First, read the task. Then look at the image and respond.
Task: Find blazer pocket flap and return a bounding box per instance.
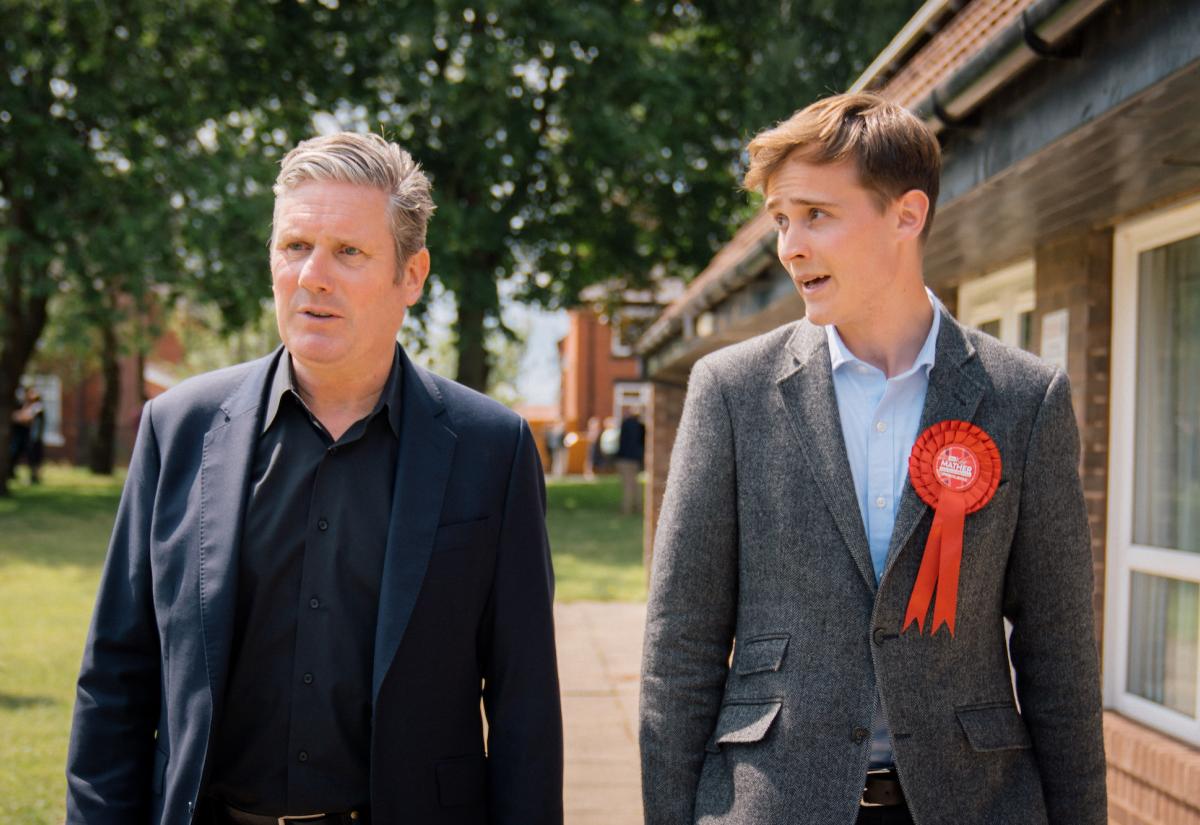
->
[706,700,782,753]
[735,635,790,675]
[956,704,1032,751]
[436,754,486,807]
[433,517,493,553]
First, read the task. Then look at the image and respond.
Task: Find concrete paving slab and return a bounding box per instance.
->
[556,601,646,825]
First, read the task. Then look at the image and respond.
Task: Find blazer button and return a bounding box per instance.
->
[873,627,887,646]
[852,727,870,744]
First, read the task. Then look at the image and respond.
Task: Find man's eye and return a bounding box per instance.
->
[808,208,826,221]
[773,214,788,229]
[285,242,308,252]
[342,246,361,256]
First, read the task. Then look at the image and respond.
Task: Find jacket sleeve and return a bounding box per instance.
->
[482,419,564,825]
[640,359,739,825]
[1003,370,1107,823]
[66,399,163,824]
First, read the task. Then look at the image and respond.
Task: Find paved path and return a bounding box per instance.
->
[556,601,646,825]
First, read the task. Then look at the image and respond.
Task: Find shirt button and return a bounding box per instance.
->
[852,727,870,744]
[298,750,309,763]
[317,518,329,531]
[875,496,887,509]
[875,420,887,433]
[303,673,314,685]
[309,597,320,609]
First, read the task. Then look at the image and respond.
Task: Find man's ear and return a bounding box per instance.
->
[895,189,930,241]
[399,247,431,307]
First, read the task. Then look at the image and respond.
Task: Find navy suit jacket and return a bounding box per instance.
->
[66,346,563,825]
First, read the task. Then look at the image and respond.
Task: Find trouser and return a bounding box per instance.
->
[615,458,641,514]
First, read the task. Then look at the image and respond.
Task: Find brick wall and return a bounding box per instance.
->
[643,380,686,573]
[1105,712,1200,824]
[1031,228,1113,646]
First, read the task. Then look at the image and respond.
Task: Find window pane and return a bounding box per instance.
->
[1133,233,1200,553]
[1127,572,1199,716]
[978,319,1001,339]
[1018,311,1033,352]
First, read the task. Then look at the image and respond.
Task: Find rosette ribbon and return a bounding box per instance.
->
[903,420,1001,636]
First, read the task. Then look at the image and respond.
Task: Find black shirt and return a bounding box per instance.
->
[208,348,402,814]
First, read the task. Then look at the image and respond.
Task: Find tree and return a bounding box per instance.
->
[1,0,920,492]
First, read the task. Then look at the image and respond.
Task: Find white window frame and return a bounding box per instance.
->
[1104,196,1200,744]
[957,260,1036,350]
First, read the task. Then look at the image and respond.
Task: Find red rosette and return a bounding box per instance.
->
[902,420,1001,637]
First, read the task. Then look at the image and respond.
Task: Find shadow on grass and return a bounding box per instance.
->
[0,693,57,710]
[0,466,124,570]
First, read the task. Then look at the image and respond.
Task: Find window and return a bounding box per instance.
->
[1105,198,1200,744]
[957,260,1036,351]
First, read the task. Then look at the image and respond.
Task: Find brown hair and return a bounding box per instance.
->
[274,132,436,276]
[744,92,941,239]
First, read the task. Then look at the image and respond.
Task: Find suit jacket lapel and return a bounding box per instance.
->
[199,349,277,706]
[777,322,877,593]
[885,309,987,569]
[373,349,456,700]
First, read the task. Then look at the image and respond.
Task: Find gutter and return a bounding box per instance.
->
[912,0,1111,133]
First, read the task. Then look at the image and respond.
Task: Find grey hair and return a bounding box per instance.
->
[273,132,436,273]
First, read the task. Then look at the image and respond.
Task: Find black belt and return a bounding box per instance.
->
[214,803,369,825]
[861,768,905,807]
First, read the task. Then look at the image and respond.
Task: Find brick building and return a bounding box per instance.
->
[635,0,1200,821]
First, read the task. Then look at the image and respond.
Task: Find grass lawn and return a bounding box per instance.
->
[545,475,647,602]
[0,466,124,825]
[0,466,644,823]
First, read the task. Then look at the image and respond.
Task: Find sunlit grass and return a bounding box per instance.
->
[0,465,123,825]
[546,475,647,602]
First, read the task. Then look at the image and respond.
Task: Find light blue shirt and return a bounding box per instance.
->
[826,289,941,767]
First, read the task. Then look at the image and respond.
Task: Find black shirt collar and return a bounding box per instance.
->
[263,345,404,437]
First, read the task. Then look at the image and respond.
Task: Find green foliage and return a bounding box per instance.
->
[2,0,922,399]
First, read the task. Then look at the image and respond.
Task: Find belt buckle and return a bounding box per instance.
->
[860,768,896,808]
[278,816,326,824]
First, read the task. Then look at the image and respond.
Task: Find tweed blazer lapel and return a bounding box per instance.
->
[777,321,877,593]
[884,308,987,571]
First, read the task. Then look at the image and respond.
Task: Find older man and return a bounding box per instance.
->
[66,133,562,825]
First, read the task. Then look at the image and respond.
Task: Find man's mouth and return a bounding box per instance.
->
[301,309,337,318]
[797,274,831,291]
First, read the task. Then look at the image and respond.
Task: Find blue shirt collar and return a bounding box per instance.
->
[826,287,941,379]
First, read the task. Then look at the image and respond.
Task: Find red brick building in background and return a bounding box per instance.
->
[28,329,184,467]
[555,310,643,471]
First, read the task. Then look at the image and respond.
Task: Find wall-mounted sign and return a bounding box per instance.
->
[1040,308,1069,371]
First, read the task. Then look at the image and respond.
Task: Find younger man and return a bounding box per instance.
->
[640,93,1105,824]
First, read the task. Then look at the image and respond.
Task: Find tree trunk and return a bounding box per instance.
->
[0,213,51,496]
[89,321,120,475]
[455,304,490,392]
[452,254,501,393]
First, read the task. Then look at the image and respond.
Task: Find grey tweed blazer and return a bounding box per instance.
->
[639,309,1106,825]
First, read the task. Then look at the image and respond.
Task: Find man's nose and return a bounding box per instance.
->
[296,248,334,293]
[778,226,811,263]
